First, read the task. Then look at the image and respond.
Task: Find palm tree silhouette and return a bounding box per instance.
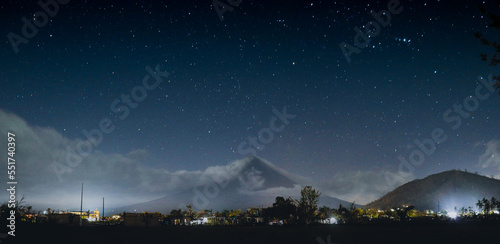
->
[476,200,484,214]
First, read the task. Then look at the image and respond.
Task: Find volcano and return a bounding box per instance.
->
[113,156,354,213]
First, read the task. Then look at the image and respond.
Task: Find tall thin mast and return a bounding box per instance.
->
[80,183,83,226]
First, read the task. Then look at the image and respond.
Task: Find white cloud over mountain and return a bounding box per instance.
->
[0,109,415,210]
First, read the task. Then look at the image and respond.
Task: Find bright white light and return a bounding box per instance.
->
[447,211,458,219]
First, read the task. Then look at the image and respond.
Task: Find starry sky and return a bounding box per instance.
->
[1,0,500,209]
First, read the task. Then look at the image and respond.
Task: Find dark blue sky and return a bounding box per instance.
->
[1,0,500,200]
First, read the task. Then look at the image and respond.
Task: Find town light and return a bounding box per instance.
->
[328,217,338,224]
[447,211,457,219]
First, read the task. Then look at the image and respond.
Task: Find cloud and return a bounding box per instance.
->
[478,140,500,177]
[0,109,411,211]
[0,109,257,210]
[238,184,303,197]
[317,170,415,205]
[237,167,266,191]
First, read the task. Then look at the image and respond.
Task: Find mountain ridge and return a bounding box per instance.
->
[366,170,500,211]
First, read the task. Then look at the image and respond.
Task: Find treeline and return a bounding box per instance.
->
[476,197,500,215]
[3,188,500,227]
[166,186,322,225]
[262,186,321,225]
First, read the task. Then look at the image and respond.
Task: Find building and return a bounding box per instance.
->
[88,209,100,222]
[190,212,210,225]
[245,207,263,223]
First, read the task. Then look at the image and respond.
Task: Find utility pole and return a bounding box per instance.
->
[102,197,104,222]
[80,183,83,226]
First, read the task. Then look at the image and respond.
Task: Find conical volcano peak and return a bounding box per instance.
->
[113,156,357,213]
[241,155,267,166]
[224,156,273,177]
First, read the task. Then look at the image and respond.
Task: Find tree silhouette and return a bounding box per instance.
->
[184,204,194,221]
[296,186,321,225]
[336,202,357,224]
[474,0,500,93]
[476,200,484,214]
[491,197,499,212]
[396,206,415,222]
[228,209,242,225]
[483,198,491,215]
[318,206,332,223]
[169,209,183,225]
[140,212,154,227]
[273,196,297,224]
[220,210,230,225]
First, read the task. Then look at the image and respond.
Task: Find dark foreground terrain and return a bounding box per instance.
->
[5,222,500,244]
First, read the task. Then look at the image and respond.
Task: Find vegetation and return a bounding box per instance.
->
[476,197,500,215]
[3,188,500,229]
[262,196,296,224]
[0,197,34,226]
[261,186,321,225]
[296,186,321,225]
[475,0,500,92]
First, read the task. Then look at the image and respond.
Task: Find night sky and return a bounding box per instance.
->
[1,0,500,210]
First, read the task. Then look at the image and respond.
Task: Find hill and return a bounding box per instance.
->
[366,170,500,211]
